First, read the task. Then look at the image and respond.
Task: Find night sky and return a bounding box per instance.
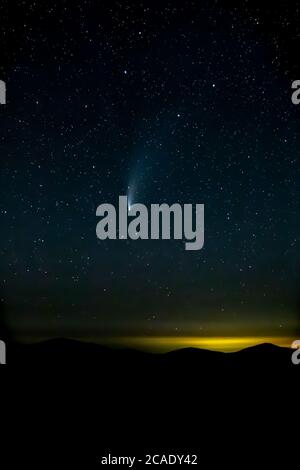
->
[0,1,299,348]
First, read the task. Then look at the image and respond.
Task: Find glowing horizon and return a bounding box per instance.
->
[95,335,295,353]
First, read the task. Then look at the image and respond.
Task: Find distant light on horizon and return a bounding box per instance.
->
[93,336,294,353]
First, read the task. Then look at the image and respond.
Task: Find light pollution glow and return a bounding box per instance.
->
[97,336,294,353]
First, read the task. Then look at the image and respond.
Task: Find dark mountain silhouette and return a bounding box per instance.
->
[5,337,295,372]
[2,338,298,468]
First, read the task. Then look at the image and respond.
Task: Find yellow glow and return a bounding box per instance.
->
[101,336,294,353]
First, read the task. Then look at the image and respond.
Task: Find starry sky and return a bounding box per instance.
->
[0,1,299,347]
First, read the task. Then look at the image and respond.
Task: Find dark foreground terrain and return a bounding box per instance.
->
[1,339,298,467]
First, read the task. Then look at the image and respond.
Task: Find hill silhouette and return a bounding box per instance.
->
[1,338,298,468]
[5,337,295,372]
